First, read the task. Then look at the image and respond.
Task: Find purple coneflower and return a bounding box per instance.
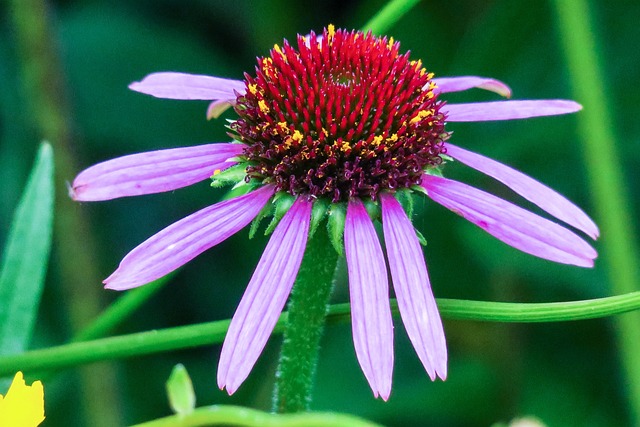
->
[71,26,598,399]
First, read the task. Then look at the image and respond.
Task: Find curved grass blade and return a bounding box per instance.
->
[0,142,54,358]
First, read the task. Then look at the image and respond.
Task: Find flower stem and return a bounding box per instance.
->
[273,228,339,413]
[130,405,383,427]
[3,292,640,378]
[552,1,640,424]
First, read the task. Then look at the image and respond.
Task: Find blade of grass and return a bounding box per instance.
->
[0,143,54,391]
[0,142,54,356]
[552,1,640,424]
[360,0,421,34]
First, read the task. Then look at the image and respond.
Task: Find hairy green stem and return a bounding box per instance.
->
[551,1,640,424]
[130,405,383,427]
[2,292,640,378]
[273,229,339,413]
[361,0,421,34]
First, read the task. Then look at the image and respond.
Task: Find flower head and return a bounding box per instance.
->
[0,372,45,426]
[72,26,597,399]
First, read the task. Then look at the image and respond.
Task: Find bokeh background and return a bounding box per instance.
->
[1,0,638,426]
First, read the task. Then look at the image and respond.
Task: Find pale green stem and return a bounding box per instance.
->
[3,292,640,378]
[361,0,421,34]
[551,1,640,424]
[130,405,383,427]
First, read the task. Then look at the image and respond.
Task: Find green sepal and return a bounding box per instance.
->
[362,198,380,221]
[327,203,346,256]
[309,198,329,238]
[412,184,428,196]
[395,189,414,219]
[249,198,274,239]
[440,153,453,163]
[166,364,195,416]
[415,228,428,246]
[423,165,445,178]
[393,190,427,245]
[264,193,296,236]
[210,164,246,188]
[220,182,256,201]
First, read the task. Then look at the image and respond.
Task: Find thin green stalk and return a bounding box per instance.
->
[551,1,640,424]
[73,275,171,342]
[360,0,421,34]
[273,229,339,413]
[130,405,383,427]
[2,292,640,378]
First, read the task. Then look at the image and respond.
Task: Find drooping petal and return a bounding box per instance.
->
[344,199,394,400]
[433,76,512,98]
[421,175,597,267]
[206,100,234,120]
[442,100,582,122]
[129,72,246,100]
[380,194,447,381]
[104,185,274,290]
[445,144,599,239]
[217,197,312,394]
[71,143,245,201]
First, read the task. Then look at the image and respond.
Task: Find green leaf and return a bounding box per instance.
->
[0,142,54,356]
[166,364,196,416]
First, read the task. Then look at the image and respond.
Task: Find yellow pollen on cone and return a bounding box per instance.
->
[410,109,433,124]
[292,130,303,143]
[258,100,270,113]
[277,122,289,133]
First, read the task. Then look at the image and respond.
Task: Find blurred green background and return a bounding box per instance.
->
[1,0,638,426]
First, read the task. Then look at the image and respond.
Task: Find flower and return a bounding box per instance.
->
[71,26,598,399]
[0,372,45,426]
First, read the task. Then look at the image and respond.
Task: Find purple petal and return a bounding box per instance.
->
[421,175,597,267]
[217,197,312,394]
[129,72,246,100]
[381,194,447,381]
[71,143,244,201]
[443,100,582,122]
[433,76,512,98]
[445,144,599,239]
[104,185,274,290]
[345,199,394,400]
